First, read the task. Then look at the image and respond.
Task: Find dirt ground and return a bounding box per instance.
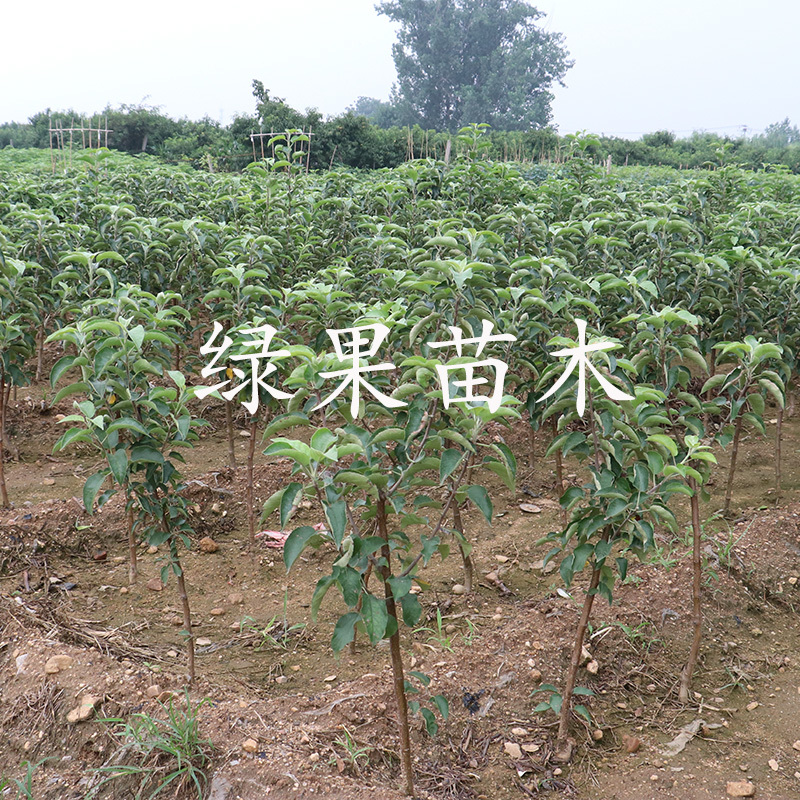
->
[1,367,800,800]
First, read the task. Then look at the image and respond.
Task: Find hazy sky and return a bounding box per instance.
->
[2,0,797,139]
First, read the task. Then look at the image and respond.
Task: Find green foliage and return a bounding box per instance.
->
[532,684,593,723]
[2,125,800,779]
[87,692,213,799]
[328,726,372,774]
[1,758,53,800]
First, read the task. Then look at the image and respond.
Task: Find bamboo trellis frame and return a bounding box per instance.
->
[49,116,112,172]
[249,128,314,172]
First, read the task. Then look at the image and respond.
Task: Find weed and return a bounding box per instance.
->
[461,617,478,646]
[328,726,370,775]
[239,614,306,651]
[614,619,663,654]
[4,759,52,799]
[86,690,213,799]
[415,608,455,652]
[532,684,593,724]
[647,539,681,571]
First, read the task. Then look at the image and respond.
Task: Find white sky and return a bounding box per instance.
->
[2,0,797,139]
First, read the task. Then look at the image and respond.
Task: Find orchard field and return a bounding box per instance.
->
[2,133,800,799]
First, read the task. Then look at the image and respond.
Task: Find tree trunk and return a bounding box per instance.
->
[246,417,258,552]
[556,547,605,753]
[349,561,372,655]
[225,400,236,469]
[36,322,45,383]
[175,561,195,684]
[679,478,703,703]
[126,492,137,584]
[775,407,783,500]
[528,421,536,468]
[723,415,744,516]
[552,417,568,526]
[452,498,473,593]
[377,496,414,797]
[551,417,565,486]
[0,373,8,508]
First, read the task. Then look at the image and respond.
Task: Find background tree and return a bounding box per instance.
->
[376,0,573,132]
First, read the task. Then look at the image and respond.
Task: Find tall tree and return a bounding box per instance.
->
[376,0,573,132]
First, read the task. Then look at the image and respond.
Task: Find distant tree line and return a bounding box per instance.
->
[2,92,799,174]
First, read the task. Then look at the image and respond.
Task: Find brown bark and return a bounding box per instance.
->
[452,498,473,593]
[175,564,195,684]
[225,400,236,469]
[528,421,536,468]
[775,407,783,499]
[36,323,45,383]
[0,373,8,508]
[246,417,258,552]
[723,415,743,516]
[126,493,137,584]
[551,416,567,525]
[556,553,604,749]
[377,496,414,796]
[679,478,703,703]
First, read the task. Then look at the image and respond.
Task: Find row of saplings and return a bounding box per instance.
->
[46,315,785,797]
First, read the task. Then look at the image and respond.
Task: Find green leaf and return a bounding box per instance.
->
[129,325,145,350]
[331,612,360,652]
[280,483,303,529]
[466,485,492,522]
[108,449,128,485]
[387,575,412,599]
[168,369,186,390]
[746,392,764,417]
[594,539,612,563]
[284,526,318,571]
[493,443,517,483]
[700,373,728,394]
[560,553,575,586]
[310,427,336,453]
[325,500,347,548]
[572,542,593,573]
[310,575,336,621]
[371,427,405,445]
[361,593,389,644]
[420,535,441,565]
[50,355,76,388]
[130,446,164,464]
[432,694,449,720]
[408,670,431,687]
[106,417,149,436]
[262,487,285,520]
[53,381,91,404]
[83,471,107,514]
[400,593,422,626]
[439,449,463,484]
[758,378,784,408]
[53,426,92,451]
[632,462,650,492]
[647,434,678,457]
[420,708,438,736]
